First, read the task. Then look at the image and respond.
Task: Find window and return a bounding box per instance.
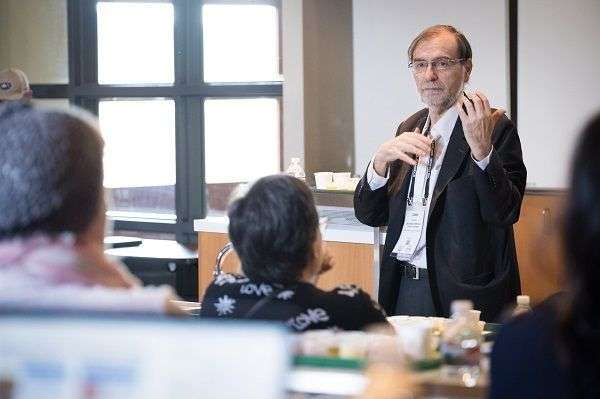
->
[67,0,283,242]
[96,2,175,85]
[202,4,281,83]
[99,98,176,219]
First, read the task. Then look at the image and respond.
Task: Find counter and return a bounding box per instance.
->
[194,206,386,245]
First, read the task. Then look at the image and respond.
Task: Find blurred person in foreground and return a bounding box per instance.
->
[0,68,33,102]
[489,112,600,398]
[200,174,388,332]
[0,101,182,314]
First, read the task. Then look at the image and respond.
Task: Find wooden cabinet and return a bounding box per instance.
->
[514,191,566,305]
[197,232,240,301]
[316,241,374,294]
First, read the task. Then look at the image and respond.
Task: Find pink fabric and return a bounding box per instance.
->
[0,233,90,285]
[0,233,174,313]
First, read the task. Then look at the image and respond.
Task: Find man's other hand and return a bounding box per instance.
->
[457,90,505,161]
[373,126,432,176]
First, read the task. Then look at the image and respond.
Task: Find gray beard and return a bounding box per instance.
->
[423,86,464,114]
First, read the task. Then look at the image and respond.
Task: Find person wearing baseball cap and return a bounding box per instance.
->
[0,68,33,102]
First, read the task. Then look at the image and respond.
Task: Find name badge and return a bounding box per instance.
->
[392,199,426,261]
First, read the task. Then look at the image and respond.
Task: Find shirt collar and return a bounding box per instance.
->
[427,106,459,143]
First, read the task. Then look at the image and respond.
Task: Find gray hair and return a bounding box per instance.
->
[407,25,472,62]
[0,102,104,237]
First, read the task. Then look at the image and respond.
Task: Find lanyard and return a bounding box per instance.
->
[407,116,436,207]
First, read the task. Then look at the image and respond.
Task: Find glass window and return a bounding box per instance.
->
[66,1,283,239]
[204,98,280,213]
[96,2,174,85]
[99,99,176,219]
[202,4,281,83]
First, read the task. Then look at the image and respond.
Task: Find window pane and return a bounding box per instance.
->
[97,2,174,84]
[204,98,280,213]
[99,99,176,219]
[202,5,281,83]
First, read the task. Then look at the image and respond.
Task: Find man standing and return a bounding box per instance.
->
[354,25,526,321]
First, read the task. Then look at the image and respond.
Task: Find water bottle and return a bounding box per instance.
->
[286,157,306,181]
[440,300,482,387]
[513,295,532,317]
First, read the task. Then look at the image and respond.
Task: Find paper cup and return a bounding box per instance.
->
[314,172,333,189]
[393,320,434,360]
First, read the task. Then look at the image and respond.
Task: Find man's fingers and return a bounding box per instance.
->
[403,131,432,144]
[471,92,484,117]
[386,141,425,162]
[401,134,431,154]
[462,92,475,116]
[403,142,429,158]
[383,129,433,165]
[397,152,417,166]
[456,99,469,121]
[475,90,491,113]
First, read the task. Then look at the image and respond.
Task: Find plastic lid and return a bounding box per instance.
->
[450,299,473,314]
[517,295,530,306]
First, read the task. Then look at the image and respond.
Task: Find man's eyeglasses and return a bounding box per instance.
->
[408,58,466,74]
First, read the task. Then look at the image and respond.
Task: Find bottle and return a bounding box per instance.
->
[513,295,532,316]
[440,300,482,387]
[286,157,306,181]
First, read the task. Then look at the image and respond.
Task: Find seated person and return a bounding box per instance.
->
[200,174,388,332]
[489,112,600,399]
[0,102,182,314]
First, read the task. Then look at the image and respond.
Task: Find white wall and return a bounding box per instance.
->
[518,0,600,189]
[0,0,68,83]
[352,0,509,175]
[282,0,305,171]
[0,2,9,70]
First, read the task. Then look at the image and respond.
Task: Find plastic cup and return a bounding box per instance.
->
[393,320,434,360]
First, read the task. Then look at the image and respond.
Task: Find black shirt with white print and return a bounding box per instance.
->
[200,273,388,332]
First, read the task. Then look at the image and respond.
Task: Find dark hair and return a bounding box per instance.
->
[0,102,104,238]
[560,112,600,397]
[227,175,319,284]
[407,25,472,62]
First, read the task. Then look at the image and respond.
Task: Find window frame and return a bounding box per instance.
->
[61,0,282,243]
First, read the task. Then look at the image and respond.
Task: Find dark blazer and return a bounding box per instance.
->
[354,108,526,321]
